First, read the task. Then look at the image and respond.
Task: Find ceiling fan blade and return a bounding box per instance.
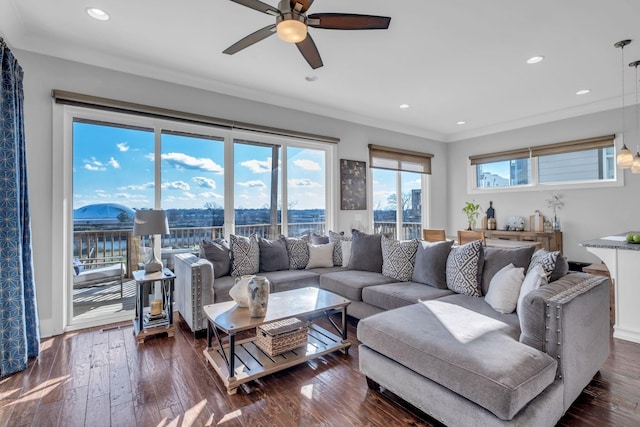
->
[307,13,391,30]
[223,24,277,55]
[229,0,280,16]
[296,34,323,69]
[290,0,314,13]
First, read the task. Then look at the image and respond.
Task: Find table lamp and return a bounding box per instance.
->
[133,209,169,274]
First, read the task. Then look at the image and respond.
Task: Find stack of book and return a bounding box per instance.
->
[144,311,168,327]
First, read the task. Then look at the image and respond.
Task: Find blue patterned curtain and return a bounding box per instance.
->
[0,38,39,377]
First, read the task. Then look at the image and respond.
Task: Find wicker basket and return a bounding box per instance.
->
[256,317,308,356]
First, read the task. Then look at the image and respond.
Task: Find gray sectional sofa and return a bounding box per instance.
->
[174,231,610,426]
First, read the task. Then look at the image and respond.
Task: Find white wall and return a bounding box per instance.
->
[447,108,640,264]
[15,49,446,337]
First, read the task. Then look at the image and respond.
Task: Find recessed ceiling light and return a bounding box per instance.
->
[526,56,544,64]
[86,7,110,21]
[305,75,318,82]
[457,121,466,125]
[399,104,410,109]
[576,89,591,95]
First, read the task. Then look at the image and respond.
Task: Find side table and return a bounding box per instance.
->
[132,269,176,343]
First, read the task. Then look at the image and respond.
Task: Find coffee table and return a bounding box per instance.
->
[203,287,351,394]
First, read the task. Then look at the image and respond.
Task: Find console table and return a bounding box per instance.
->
[481,230,562,253]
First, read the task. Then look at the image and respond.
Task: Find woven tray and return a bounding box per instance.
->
[256,318,308,356]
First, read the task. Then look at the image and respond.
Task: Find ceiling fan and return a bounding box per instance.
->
[223,0,391,69]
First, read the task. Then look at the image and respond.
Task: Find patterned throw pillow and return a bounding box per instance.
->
[527,249,559,280]
[381,236,419,282]
[285,235,310,270]
[446,240,483,297]
[230,234,260,276]
[329,230,350,266]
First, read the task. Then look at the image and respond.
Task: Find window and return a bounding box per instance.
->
[369,144,432,239]
[66,105,334,328]
[469,135,619,193]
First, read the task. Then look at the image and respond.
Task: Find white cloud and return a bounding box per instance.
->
[238,180,267,188]
[115,192,148,201]
[288,178,321,188]
[181,192,196,200]
[84,157,106,171]
[116,142,130,152]
[108,157,120,169]
[294,159,321,171]
[241,158,271,173]
[193,176,216,189]
[200,191,223,199]
[162,180,190,190]
[162,152,224,174]
[118,182,154,191]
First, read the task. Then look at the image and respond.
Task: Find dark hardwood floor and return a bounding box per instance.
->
[1,314,639,427]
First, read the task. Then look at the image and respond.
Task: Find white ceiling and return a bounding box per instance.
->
[2,0,640,142]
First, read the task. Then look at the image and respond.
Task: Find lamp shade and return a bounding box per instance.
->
[617,144,634,169]
[133,209,169,236]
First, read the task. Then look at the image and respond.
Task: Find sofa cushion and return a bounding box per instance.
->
[348,229,384,273]
[481,246,534,295]
[329,230,350,266]
[258,235,289,272]
[261,270,320,293]
[200,238,231,278]
[527,249,559,280]
[551,253,569,282]
[412,240,454,289]
[446,240,484,297]
[362,282,454,311]
[381,236,419,282]
[230,234,259,276]
[517,264,547,317]
[212,275,235,303]
[285,235,310,270]
[357,302,557,420]
[484,263,525,314]
[319,270,395,301]
[306,242,335,269]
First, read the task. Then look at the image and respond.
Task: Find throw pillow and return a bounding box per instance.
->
[527,249,559,280]
[550,253,569,282]
[412,240,454,289]
[445,240,484,297]
[341,240,352,268]
[285,234,310,270]
[258,235,289,272]
[381,236,419,282]
[481,246,535,295]
[485,263,525,314]
[72,258,83,276]
[329,230,350,266]
[311,232,330,245]
[517,264,548,316]
[200,238,231,278]
[306,242,335,269]
[230,234,260,276]
[348,229,384,273]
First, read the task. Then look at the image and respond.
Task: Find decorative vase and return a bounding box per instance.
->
[552,215,561,231]
[229,275,254,307]
[248,275,270,317]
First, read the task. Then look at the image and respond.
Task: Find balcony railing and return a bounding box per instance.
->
[373,222,422,240]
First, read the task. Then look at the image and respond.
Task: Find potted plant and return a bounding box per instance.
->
[462,201,481,230]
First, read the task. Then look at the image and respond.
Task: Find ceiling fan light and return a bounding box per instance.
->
[617,144,634,169]
[277,19,307,43]
[632,152,640,174]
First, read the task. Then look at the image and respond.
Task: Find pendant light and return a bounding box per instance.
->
[630,60,640,173]
[615,40,633,169]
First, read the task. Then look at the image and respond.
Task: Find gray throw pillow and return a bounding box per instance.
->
[412,240,454,289]
[311,232,330,244]
[230,234,260,276]
[329,230,350,266]
[481,246,535,295]
[258,235,290,272]
[285,234,310,270]
[348,229,384,273]
[200,238,231,278]
[381,236,419,281]
[550,254,569,282]
[446,240,484,297]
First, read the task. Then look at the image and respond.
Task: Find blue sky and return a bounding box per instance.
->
[73,122,326,211]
